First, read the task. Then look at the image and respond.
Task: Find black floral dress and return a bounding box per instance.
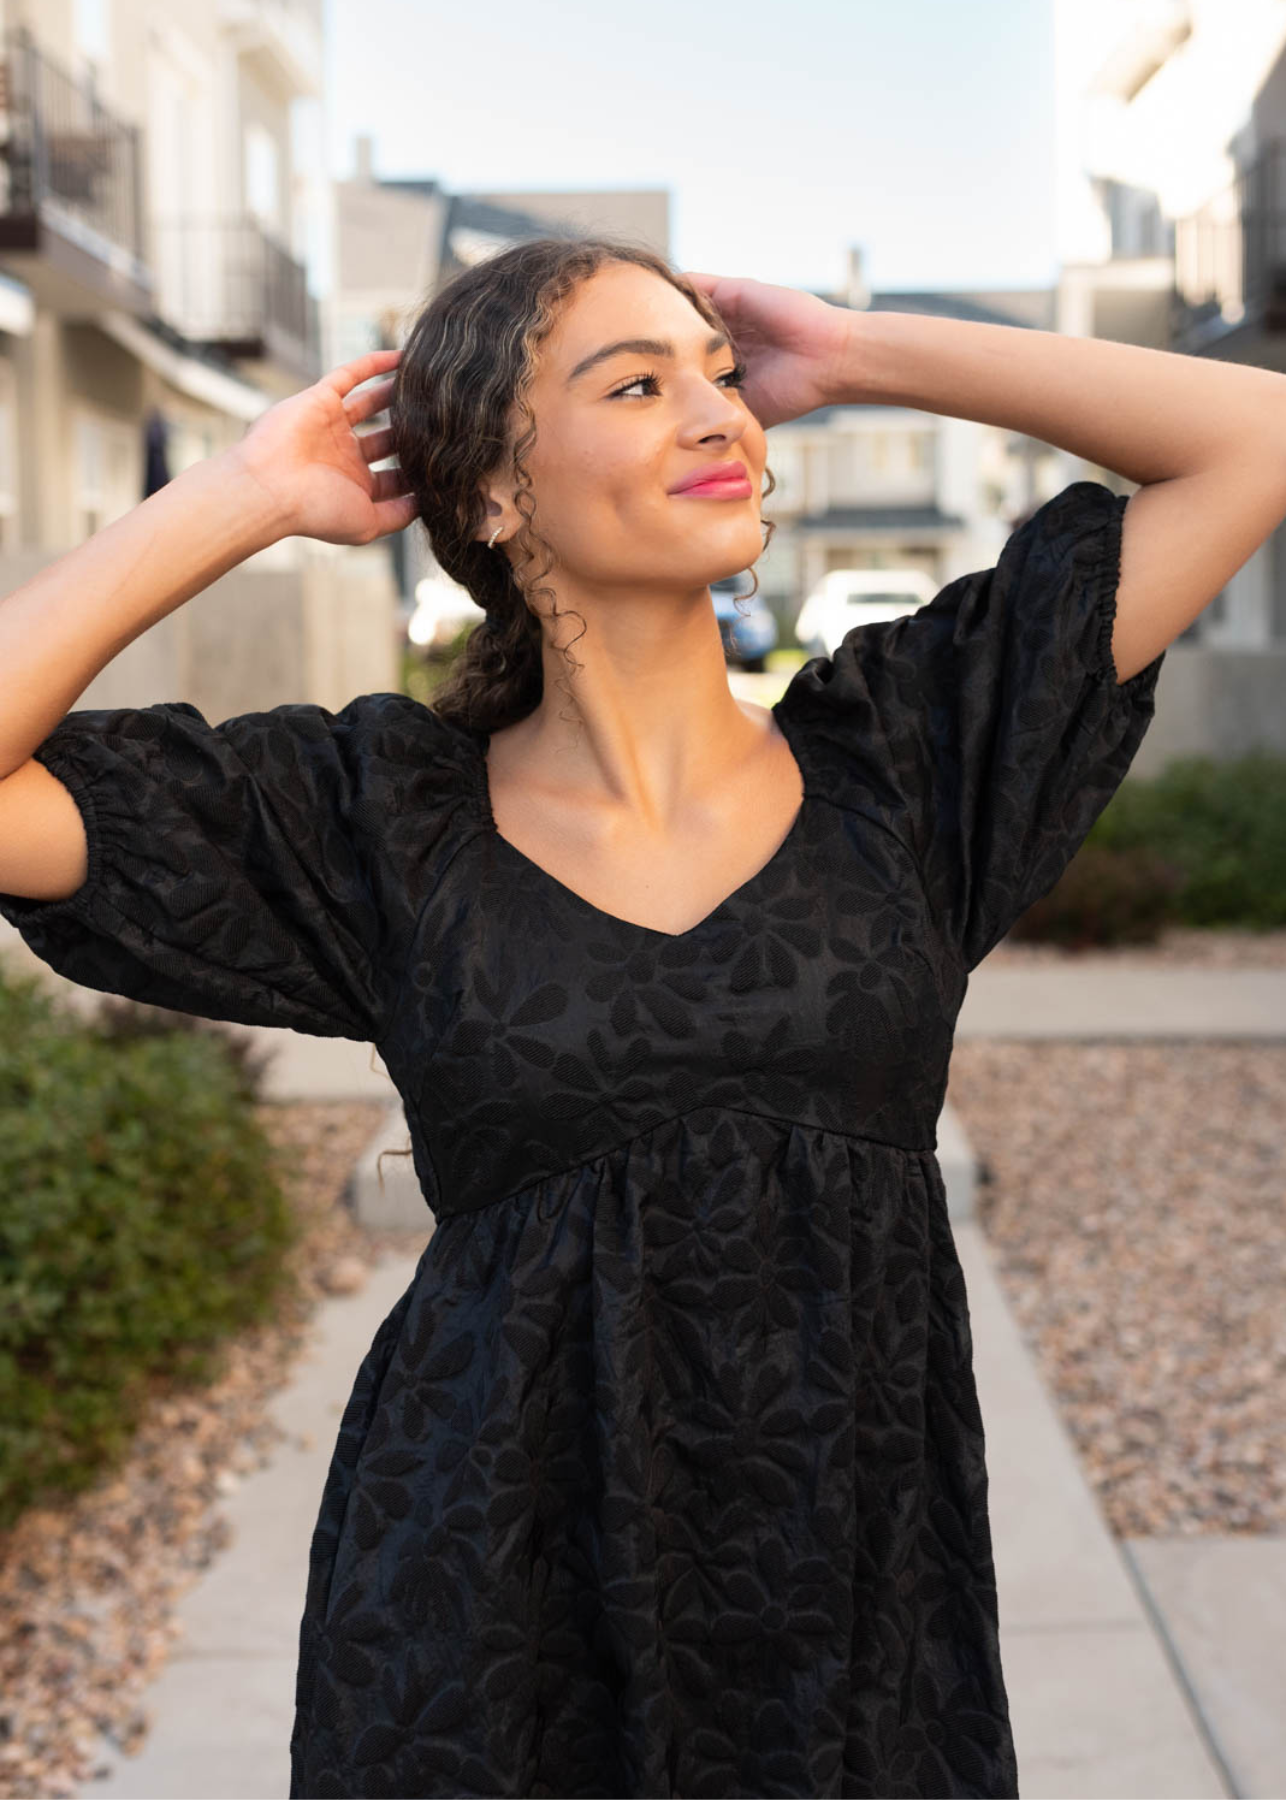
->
[0,481,1166,1798]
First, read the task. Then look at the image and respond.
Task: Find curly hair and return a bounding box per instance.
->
[388,233,777,737]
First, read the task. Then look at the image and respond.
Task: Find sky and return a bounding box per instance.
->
[323,0,1059,299]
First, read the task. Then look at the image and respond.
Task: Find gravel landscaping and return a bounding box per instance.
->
[951,923,1286,1541]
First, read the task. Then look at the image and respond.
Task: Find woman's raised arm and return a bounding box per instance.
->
[687,271,1286,684]
[837,308,1286,682]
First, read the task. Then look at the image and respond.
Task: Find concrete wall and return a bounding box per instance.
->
[0,542,400,725]
[1134,643,1286,775]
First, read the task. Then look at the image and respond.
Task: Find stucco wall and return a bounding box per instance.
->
[0,542,400,725]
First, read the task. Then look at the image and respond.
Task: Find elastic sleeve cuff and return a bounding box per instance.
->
[1092,489,1166,701]
[0,735,105,929]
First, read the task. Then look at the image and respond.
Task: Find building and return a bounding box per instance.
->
[1051,0,1286,759]
[0,0,399,721]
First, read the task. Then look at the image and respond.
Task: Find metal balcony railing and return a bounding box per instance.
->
[150,214,321,381]
[1172,140,1286,342]
[0,24,144,270]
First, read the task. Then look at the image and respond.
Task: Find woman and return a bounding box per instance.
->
[1,233,1281,1799]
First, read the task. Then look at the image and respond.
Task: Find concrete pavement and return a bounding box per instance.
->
[74,1248,427,1800]
[958,962,1286,1040]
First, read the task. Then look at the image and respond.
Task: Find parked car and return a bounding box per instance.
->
[794,567,939,658]
[406,571,485,652]
[711,571,778,673]
[403,565,783,672]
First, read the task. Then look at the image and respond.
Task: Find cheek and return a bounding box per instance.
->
[570,441,667,518]
[522,455,648,550]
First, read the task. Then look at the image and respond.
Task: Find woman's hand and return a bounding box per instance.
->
[227,348,418,545]
[683,272,857,429]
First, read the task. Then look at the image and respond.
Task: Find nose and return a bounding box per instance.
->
[684,388,746,448]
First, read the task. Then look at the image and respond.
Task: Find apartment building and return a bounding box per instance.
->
[1052,0,1286,759]
[0,0,398,720]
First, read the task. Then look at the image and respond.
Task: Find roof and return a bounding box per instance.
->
[792,503,967,532]
[859,290,1041,328]
[782,285,1049,426]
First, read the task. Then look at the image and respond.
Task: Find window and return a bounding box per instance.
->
[74,0,111,74]
[74,410,138,540]
[244,123,281,230]
[765,439,804,510]
[1095,177,1174,259]
[337,312,382,364]
[167,419,217,479]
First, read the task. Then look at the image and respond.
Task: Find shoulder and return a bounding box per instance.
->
[183,693,483,859]
[217,690,477,780]
[327,692,485,833]
[343,692,482,790]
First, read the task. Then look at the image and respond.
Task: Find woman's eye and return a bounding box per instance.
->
[610,372,659,399]
[610,363,748,400]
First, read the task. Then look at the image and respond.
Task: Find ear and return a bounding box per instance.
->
[474,485,513,547]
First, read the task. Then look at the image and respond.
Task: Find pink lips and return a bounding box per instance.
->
[676,477,754,498]
[669,460,753,498]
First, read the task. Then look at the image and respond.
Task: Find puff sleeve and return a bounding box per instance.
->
[0,695,397,1041]
[792,480,1168,973]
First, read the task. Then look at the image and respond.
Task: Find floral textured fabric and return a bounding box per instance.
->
[0,481,1166,1797]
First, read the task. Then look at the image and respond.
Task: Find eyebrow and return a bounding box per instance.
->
[565,331,731,386]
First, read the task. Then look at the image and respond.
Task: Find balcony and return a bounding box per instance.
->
[219,0,323,99]
[0,25,150,313]
[0,25,150,316]
[1171,141,1286,363]
[149,215,321,383]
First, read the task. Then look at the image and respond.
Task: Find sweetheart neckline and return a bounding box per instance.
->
[466,697,811,942]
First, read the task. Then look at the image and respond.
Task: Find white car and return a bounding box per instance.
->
[406,572,486,651]
[794,567,939,658]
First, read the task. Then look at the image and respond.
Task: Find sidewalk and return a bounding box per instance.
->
[75,1246,427,1800]
[958,962,1286,1040]
[50,950,1285,1798]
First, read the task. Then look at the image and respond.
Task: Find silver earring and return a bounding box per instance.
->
[488,525,504,549]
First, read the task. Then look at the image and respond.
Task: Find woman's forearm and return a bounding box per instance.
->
[0,449,286,779]
[836,310,1286,486]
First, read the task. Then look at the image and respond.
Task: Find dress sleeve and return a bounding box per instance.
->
[0,695,396,1041]
[790,480,1167,973]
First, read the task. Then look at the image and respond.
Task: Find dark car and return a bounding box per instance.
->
[711,571,778,673]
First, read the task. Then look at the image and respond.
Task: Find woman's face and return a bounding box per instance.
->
[480,261,767,598]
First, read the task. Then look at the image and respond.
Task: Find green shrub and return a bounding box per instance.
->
[1010,840,1186,949]
[1091,751,1286,929]
[1011,752,1286,946]
[0,970,303,1531]
[400,628,472,707]
[92,994,276,1104]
